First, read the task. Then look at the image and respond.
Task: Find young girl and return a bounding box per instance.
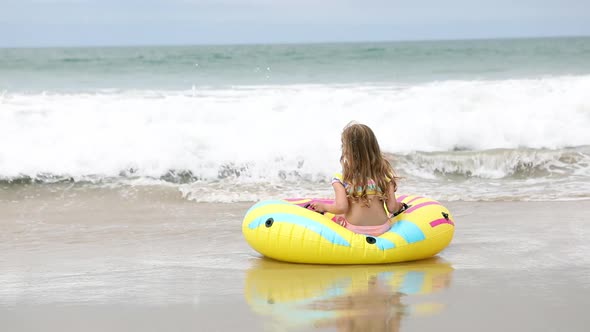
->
[310,122,406,237]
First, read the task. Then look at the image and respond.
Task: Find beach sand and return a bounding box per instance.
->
[1,185,589,331]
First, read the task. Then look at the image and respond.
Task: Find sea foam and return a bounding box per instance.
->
[1,75,589,185]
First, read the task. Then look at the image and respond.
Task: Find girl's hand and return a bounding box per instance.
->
[310,202,326,213]
[391,202,409,217]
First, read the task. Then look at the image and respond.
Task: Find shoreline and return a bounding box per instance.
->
[1,190,589,331]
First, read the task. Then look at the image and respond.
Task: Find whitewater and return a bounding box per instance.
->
[1,75,589,201]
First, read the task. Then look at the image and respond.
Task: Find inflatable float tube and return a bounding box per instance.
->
[242,195,455,264]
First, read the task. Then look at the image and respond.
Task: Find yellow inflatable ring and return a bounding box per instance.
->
[242,195,455,264]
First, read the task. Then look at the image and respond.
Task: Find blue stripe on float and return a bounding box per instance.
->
[373,237,396,250]
[388,220,426,244]
[247,213,351,247]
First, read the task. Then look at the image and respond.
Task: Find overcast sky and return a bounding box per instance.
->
[1,0,589,47]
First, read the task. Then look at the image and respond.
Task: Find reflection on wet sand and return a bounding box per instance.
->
[244,257,454,331]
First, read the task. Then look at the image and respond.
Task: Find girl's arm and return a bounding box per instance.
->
[385,182,404,215]
[311,182,349,214]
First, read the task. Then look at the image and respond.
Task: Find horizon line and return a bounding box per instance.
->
[2,33,589,50]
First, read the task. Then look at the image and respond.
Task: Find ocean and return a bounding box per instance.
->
[1,36,590,202]
[3,36,590,332]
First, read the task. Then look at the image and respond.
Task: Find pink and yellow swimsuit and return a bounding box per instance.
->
[331,173,392,236]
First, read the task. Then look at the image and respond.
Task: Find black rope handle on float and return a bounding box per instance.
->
[304,203,325,215]
[391,202,410,218]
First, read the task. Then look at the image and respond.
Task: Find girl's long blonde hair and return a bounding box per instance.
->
[340,122,399,206]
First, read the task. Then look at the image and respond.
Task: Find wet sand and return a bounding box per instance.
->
[1,186,589,331]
